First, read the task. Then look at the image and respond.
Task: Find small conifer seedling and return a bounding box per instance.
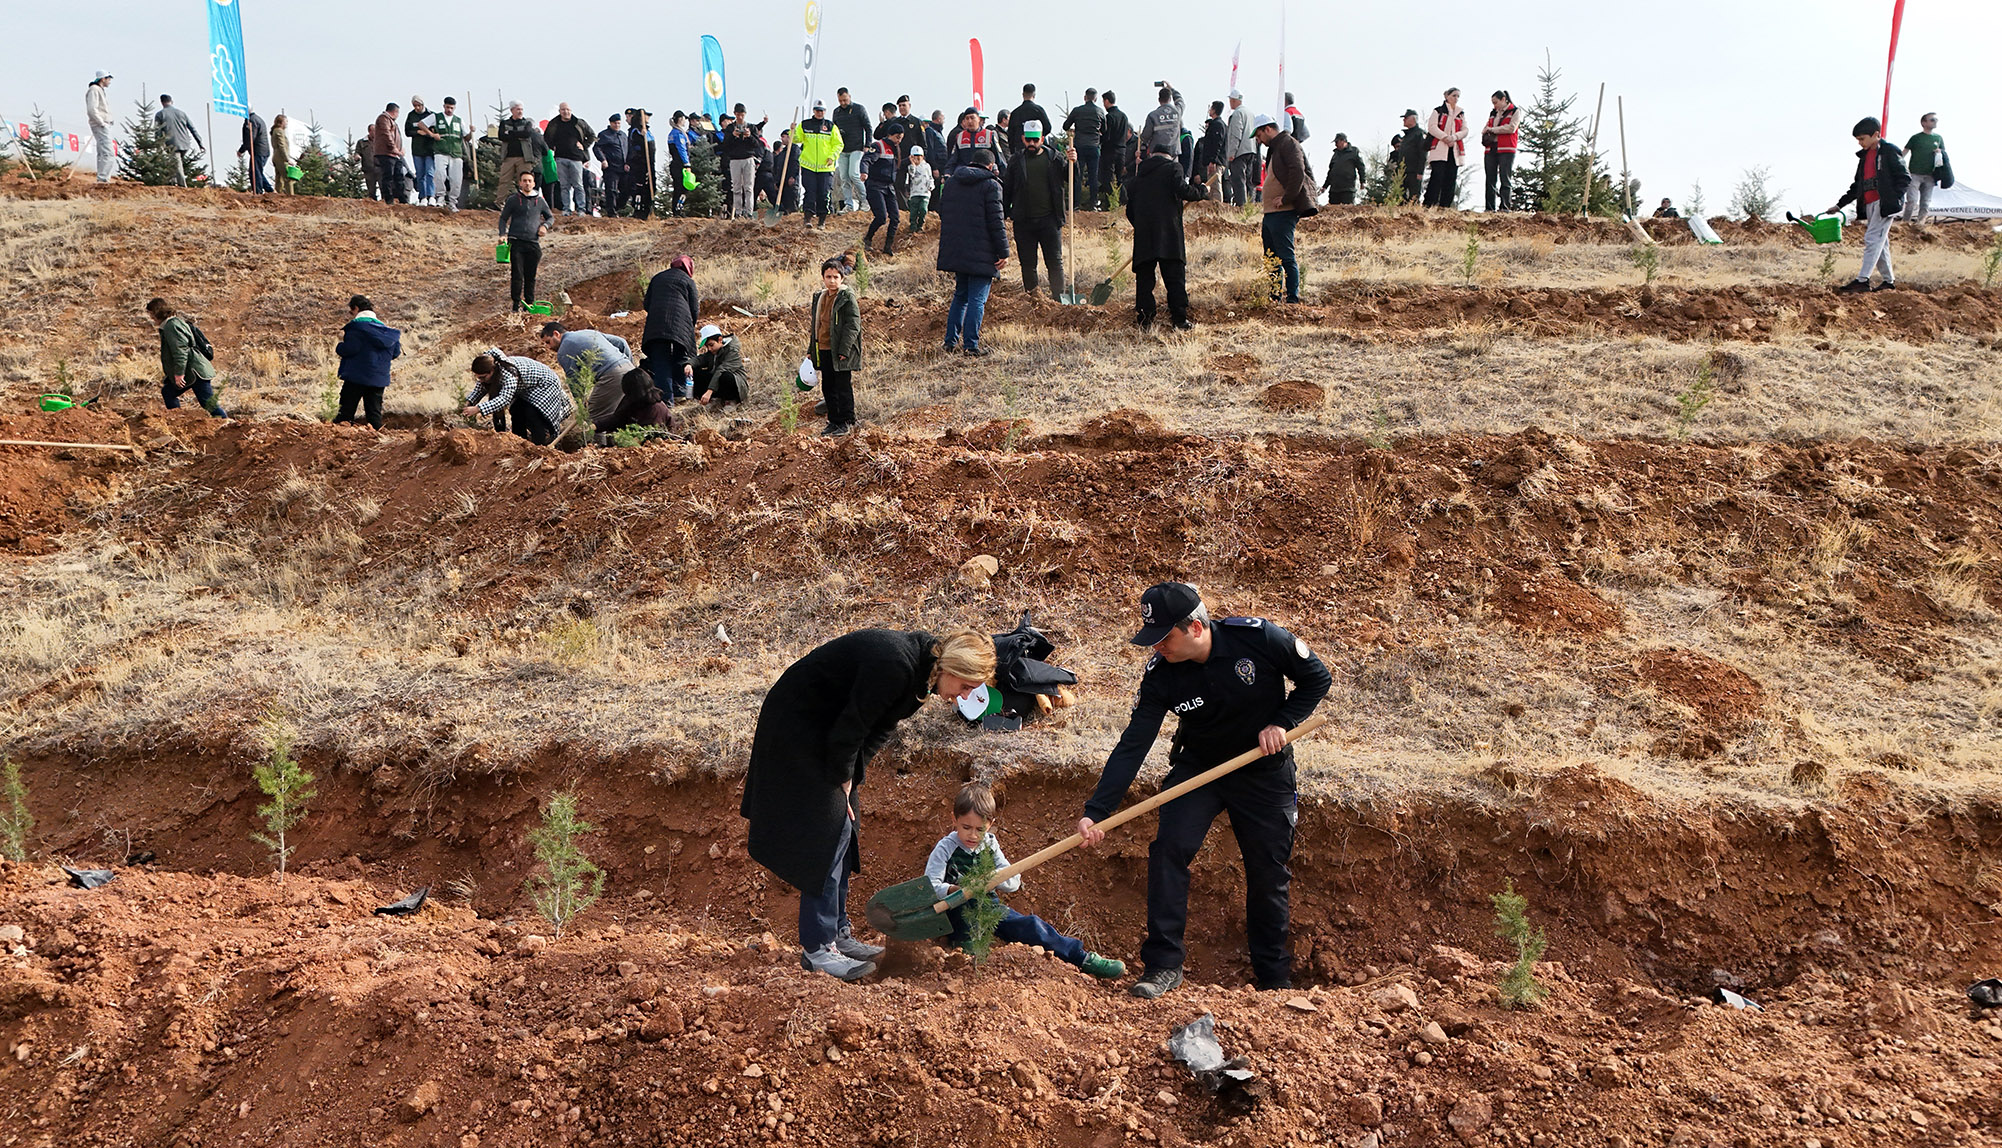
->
[526,791,605,937]
[1491,879,1550,1009]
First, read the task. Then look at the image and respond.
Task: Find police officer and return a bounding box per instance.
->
[1077,582,1331,999]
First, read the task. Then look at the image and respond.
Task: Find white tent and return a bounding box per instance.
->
[1927,183,2002,220]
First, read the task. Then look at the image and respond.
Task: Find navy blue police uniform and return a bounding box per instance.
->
[1084,613,1331,988]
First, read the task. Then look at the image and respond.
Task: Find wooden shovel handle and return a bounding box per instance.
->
[931,713,1327,913]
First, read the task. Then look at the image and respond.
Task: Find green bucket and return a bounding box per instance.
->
[495,240,511,264]
[1801,214,1844,244]
[38,393,77,412]
[525,301,553,316]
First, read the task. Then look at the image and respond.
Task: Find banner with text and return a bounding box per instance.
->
[801,2,823,114]
[208,0,250,116]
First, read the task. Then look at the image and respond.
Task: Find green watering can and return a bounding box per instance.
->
[682,168,697,191]
[495,240,511,264]
[39,393,78,412]
[525,301,553,316]
[285,164,303,180]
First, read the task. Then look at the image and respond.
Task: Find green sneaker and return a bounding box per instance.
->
[1080,952,1127,979]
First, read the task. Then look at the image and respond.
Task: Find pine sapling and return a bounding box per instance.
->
[1982,233,2002,290]
[1629,242,1660,285]
[1461,222,1481,286]
[251,718,316,874]
[1676,351,1719,439]
[954,841,1012,963]
[1,758,32,862]
[1491,879,1550,1009]
[526,791,605,938]
[1818,250,1838,282]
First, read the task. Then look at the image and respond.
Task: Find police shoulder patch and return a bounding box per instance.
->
[1221,616,1264,629]
[1145,654,1162,672]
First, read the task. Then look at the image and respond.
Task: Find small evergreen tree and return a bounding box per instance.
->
[323,132,369,199]
[526,791,605,938]
[682,133,724,218]
[470,104,506,210]
[18,107,70,179]
[1686,180,1707,218]
[224,154,251,192]
[1491,880,1551,1008]
[1363,145,1407,206]
[119,98,207,186]
[954,841,1012,963]
[1730,166,1782,221]
[251,717,317,874]
[1,758,31,862]
[293,120,341,197]
[1513,52,1580,213]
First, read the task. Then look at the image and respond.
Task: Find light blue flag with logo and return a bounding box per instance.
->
[700,35,727,124]
[208,0,250,117]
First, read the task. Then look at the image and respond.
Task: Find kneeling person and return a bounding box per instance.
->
[1078,582,1331,999]
[691,324,748,408]
[929,783,1124,979]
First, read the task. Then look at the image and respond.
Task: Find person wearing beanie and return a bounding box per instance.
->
[1481,91,1520,212]
[1001,122,1074,300]
[1828,116,1909,294]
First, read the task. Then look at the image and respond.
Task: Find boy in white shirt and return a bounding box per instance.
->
[924,783,1125,977]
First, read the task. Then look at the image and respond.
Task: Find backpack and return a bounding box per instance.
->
[188,320,215,362]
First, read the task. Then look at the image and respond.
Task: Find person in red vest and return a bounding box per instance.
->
[1422,88,1467,208]
[1482,91,1520,212]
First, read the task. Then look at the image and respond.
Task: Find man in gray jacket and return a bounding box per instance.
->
[540,322,634,432]
[1142,82,1184,158]
[1222,91,1256,206]
[155,94,203,187]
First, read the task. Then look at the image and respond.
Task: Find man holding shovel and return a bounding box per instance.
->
[1077,583,1330,999]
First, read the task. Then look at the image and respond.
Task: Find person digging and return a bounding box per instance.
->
[1077,582,1331,999]
[740,628,997,981]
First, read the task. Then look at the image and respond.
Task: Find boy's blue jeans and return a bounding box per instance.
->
[945,274,993,350]
[948,902,1085,965]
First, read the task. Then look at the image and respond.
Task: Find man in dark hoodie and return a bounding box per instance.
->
[1009,84,1050,157]
[1127,142,1212,330]
[936,150,1011,356]
[595,114,627,215]
[1064,89,1104,210]
[1002,122,1074,300]
[1322,134,1365,205]
[1827,116,1909,294]
[334,294,402,430]
[1099,91,1133,210]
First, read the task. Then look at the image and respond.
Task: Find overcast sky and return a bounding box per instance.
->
[5,0,1994,214]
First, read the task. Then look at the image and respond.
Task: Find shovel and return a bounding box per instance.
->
[1088,254,1135,306]
[864,713,1328,940]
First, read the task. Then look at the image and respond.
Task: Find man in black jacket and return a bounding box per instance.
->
[1099,91,1133,210]
[545,103,594,217]
[595,114,627,216]
[1009,84,1050,157]
[1391,109,1428,205]
[1063,88,1104,212]
[1127,142,1212,329]
[1322,133,1366,205]
[1076,584,1331,1000]
[831,88,872,213]
[1196,101,1225,183]
[642,255,699,400]
[1001,122,1073,299]
[1828,116,1909,294]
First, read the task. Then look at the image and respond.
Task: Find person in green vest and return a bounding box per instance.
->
[1900,112,1944,225]
[431,98,469,213]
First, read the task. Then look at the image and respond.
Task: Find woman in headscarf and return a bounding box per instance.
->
[606,367,678,433]
[640,253,699,401]
[740,628,996,981]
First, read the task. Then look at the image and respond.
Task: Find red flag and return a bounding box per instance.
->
[1229,40,1241,92]
[1883,0,1906,130]
[970,38,985,112]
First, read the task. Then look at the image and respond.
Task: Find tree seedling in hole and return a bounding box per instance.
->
[1629,242,1660,285]
[252,716,316,874]
[1,758,32,862]
[1461,222,1481,286]
[1818,250,1838,282]
[1491,879,1550,1009]
[1676,351,1719,440]
[954,841,1010,963]
[1983,233,2002,289]
[526,791,604,938]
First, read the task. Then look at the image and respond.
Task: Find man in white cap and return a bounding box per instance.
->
[1001,121,1075,299]
[1254,113,1310,304]
[86,71,116,183]
[1222,90,1255,206]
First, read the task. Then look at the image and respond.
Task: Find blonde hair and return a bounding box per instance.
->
[931,628,996,689]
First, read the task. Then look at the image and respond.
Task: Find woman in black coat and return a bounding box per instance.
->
[641,254,699,400]
[740,628,995,981]
[935,150,1010,356]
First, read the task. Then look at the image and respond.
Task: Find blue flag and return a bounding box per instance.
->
[208,0,250,117]
[700,35,727,124]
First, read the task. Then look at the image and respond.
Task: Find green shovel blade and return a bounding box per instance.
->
[864,878,965,941]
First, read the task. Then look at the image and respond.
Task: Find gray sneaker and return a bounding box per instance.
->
[834,929,884,961]
[800,944,876,982]
[1127,966,1184,1000]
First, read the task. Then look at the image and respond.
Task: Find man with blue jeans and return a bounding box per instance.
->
[1829,116,1908,294]
[404,97,437,204]
[1254,114,1311,304]
[545,102,594,216]
[936,149,1009,356]
[832,88,872,213]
